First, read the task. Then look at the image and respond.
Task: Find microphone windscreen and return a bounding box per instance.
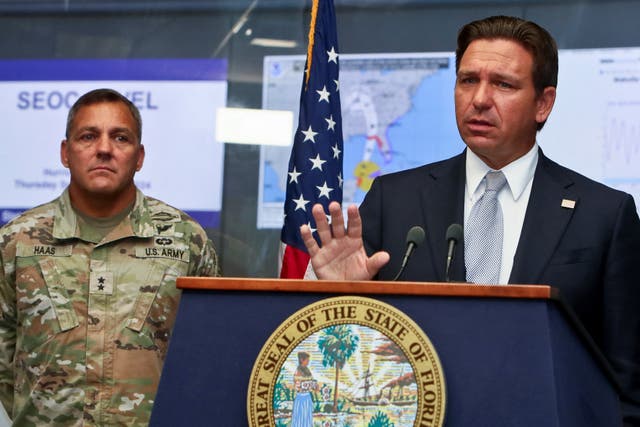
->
[446,223,463,242]
[406,226,426,246]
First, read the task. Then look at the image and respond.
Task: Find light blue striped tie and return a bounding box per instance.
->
[465,171,507,284]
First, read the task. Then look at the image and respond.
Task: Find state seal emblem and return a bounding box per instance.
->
[247,296,446,427]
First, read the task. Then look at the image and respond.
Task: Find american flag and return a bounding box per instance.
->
[280,0,343,279]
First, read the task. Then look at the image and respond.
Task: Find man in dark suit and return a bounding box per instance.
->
[301,15,640,426]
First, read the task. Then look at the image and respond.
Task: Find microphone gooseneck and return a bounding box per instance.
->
[445,223,463,282]
[392,226,426,281]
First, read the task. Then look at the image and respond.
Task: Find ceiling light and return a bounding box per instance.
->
[250,38,298,49]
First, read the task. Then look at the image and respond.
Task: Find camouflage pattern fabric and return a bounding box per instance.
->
[0,188,219,426]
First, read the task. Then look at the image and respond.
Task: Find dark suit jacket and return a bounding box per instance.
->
[360,149,640,425]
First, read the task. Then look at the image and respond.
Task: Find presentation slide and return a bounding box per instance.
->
[0,59,227,228]
[258,48,640,228]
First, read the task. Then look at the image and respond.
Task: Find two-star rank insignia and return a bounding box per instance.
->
[90,271,114,295]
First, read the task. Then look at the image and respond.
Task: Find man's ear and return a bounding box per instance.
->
[136,144,145,172]
[60,140,69,168]
[536,86,556,124]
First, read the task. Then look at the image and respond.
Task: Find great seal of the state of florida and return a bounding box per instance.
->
[247,296,446,427]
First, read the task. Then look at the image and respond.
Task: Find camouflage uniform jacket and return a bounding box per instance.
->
[0,188,219,426]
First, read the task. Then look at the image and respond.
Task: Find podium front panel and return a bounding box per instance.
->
[150,289,619,426]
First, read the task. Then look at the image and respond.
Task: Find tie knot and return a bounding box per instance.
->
[485,171,506,193]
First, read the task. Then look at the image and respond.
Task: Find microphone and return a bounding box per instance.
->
[392,226,426,281]
[445,224,463,282]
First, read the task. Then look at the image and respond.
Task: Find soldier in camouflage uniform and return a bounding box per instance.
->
[0,88,219,426]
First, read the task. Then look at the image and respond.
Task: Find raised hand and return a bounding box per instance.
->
[300,201,389,280]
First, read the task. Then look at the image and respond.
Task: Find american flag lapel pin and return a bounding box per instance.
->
[561,199,576,209]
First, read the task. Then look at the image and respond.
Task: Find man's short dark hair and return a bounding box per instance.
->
[455,15,558,96]
[66,88,142,142]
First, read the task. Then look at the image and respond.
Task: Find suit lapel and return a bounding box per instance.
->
[420,152,467,282]
[509,152,577,284]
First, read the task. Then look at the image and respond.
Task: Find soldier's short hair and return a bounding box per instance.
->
[65,88,142,142]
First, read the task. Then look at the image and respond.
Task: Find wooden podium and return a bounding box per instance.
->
[149,278,622,426]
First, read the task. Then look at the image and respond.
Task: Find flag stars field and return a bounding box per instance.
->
[316,85,330,102]
[316,181,334,199]
[332,144,341,159]
[327,46,339,63]
[302,125,318,142]
[288,167,302,184]
[309,154,327,171]
[325,114,336,131]
[293,194,310,211]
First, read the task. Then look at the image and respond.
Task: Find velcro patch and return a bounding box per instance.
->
[17,243,73,257]
[89,271,114,295]
[135,246,190,263]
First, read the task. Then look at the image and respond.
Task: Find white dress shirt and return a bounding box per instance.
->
[464,144,539,284]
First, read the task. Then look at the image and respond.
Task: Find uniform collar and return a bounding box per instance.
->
[52,188,155,241]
